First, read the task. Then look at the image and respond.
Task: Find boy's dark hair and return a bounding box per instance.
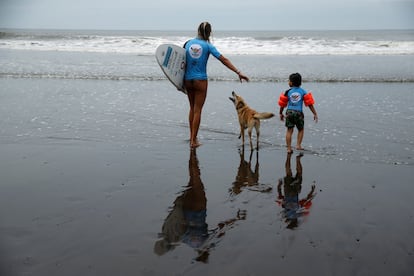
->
[289,73,302,87]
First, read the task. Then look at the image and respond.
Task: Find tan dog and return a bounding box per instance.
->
[229,91,274,150]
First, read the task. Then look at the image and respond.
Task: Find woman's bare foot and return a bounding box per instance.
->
[296,146,304,151]
[190,139,201,148]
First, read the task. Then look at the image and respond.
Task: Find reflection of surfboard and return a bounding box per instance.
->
[155,44,186,93]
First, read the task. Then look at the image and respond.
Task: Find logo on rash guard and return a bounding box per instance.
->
[290,92,302,103]
[189,44,203,59]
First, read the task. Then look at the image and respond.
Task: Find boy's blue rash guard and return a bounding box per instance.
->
[287,87,308,112]
[184,38,222,80]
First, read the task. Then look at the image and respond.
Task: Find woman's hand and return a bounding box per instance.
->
[237,71,249,82]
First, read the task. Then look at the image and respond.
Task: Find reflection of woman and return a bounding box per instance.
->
[155,149,246,262]
[184,22,249,148]
[154,149,208,255]
[181,149,208,248]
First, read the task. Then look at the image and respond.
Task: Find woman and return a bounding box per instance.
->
[184,22,249,148]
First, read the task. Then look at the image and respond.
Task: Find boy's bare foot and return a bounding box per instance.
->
[287,149,293,154]
[296,146,304,151]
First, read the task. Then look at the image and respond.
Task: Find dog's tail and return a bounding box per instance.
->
[254,112,275,120]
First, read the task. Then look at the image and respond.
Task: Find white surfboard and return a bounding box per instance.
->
[155,44,186,93]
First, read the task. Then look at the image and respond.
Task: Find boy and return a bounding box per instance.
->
[278,73,318,153]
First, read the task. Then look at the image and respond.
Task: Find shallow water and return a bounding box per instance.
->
[0,78,413,275]
[1,78,412,165]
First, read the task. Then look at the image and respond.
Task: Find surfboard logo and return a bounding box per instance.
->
[189,44,203,59]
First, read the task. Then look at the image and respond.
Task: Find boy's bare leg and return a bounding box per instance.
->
[296,128,304,150]
[286,128,294,153]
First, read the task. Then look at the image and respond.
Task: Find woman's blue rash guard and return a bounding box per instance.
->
[184,38,222,81]
[287,87,308,112]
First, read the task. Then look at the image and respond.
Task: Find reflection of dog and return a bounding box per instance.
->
[229,91,274,150]
[230,150,259,196]
[230,149,272,198]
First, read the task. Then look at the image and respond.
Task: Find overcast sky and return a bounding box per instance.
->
[0,0,413,30]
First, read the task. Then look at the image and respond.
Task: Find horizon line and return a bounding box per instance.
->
[1,27,414,32]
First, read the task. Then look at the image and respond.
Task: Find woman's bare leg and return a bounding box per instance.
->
[185,80,207,148]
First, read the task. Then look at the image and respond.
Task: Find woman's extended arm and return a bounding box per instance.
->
[218,55,249,82]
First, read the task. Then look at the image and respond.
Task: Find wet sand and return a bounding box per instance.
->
[0,79,413,275]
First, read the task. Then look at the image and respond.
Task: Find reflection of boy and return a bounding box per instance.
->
[278,73,318,153]
[277,153,316,229]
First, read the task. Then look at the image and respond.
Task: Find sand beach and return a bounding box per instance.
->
[0,76,413,275]
[0,29,413,275]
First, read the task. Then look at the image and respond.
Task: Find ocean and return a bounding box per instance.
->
[1,29,414,82]
[1,29,414,275]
